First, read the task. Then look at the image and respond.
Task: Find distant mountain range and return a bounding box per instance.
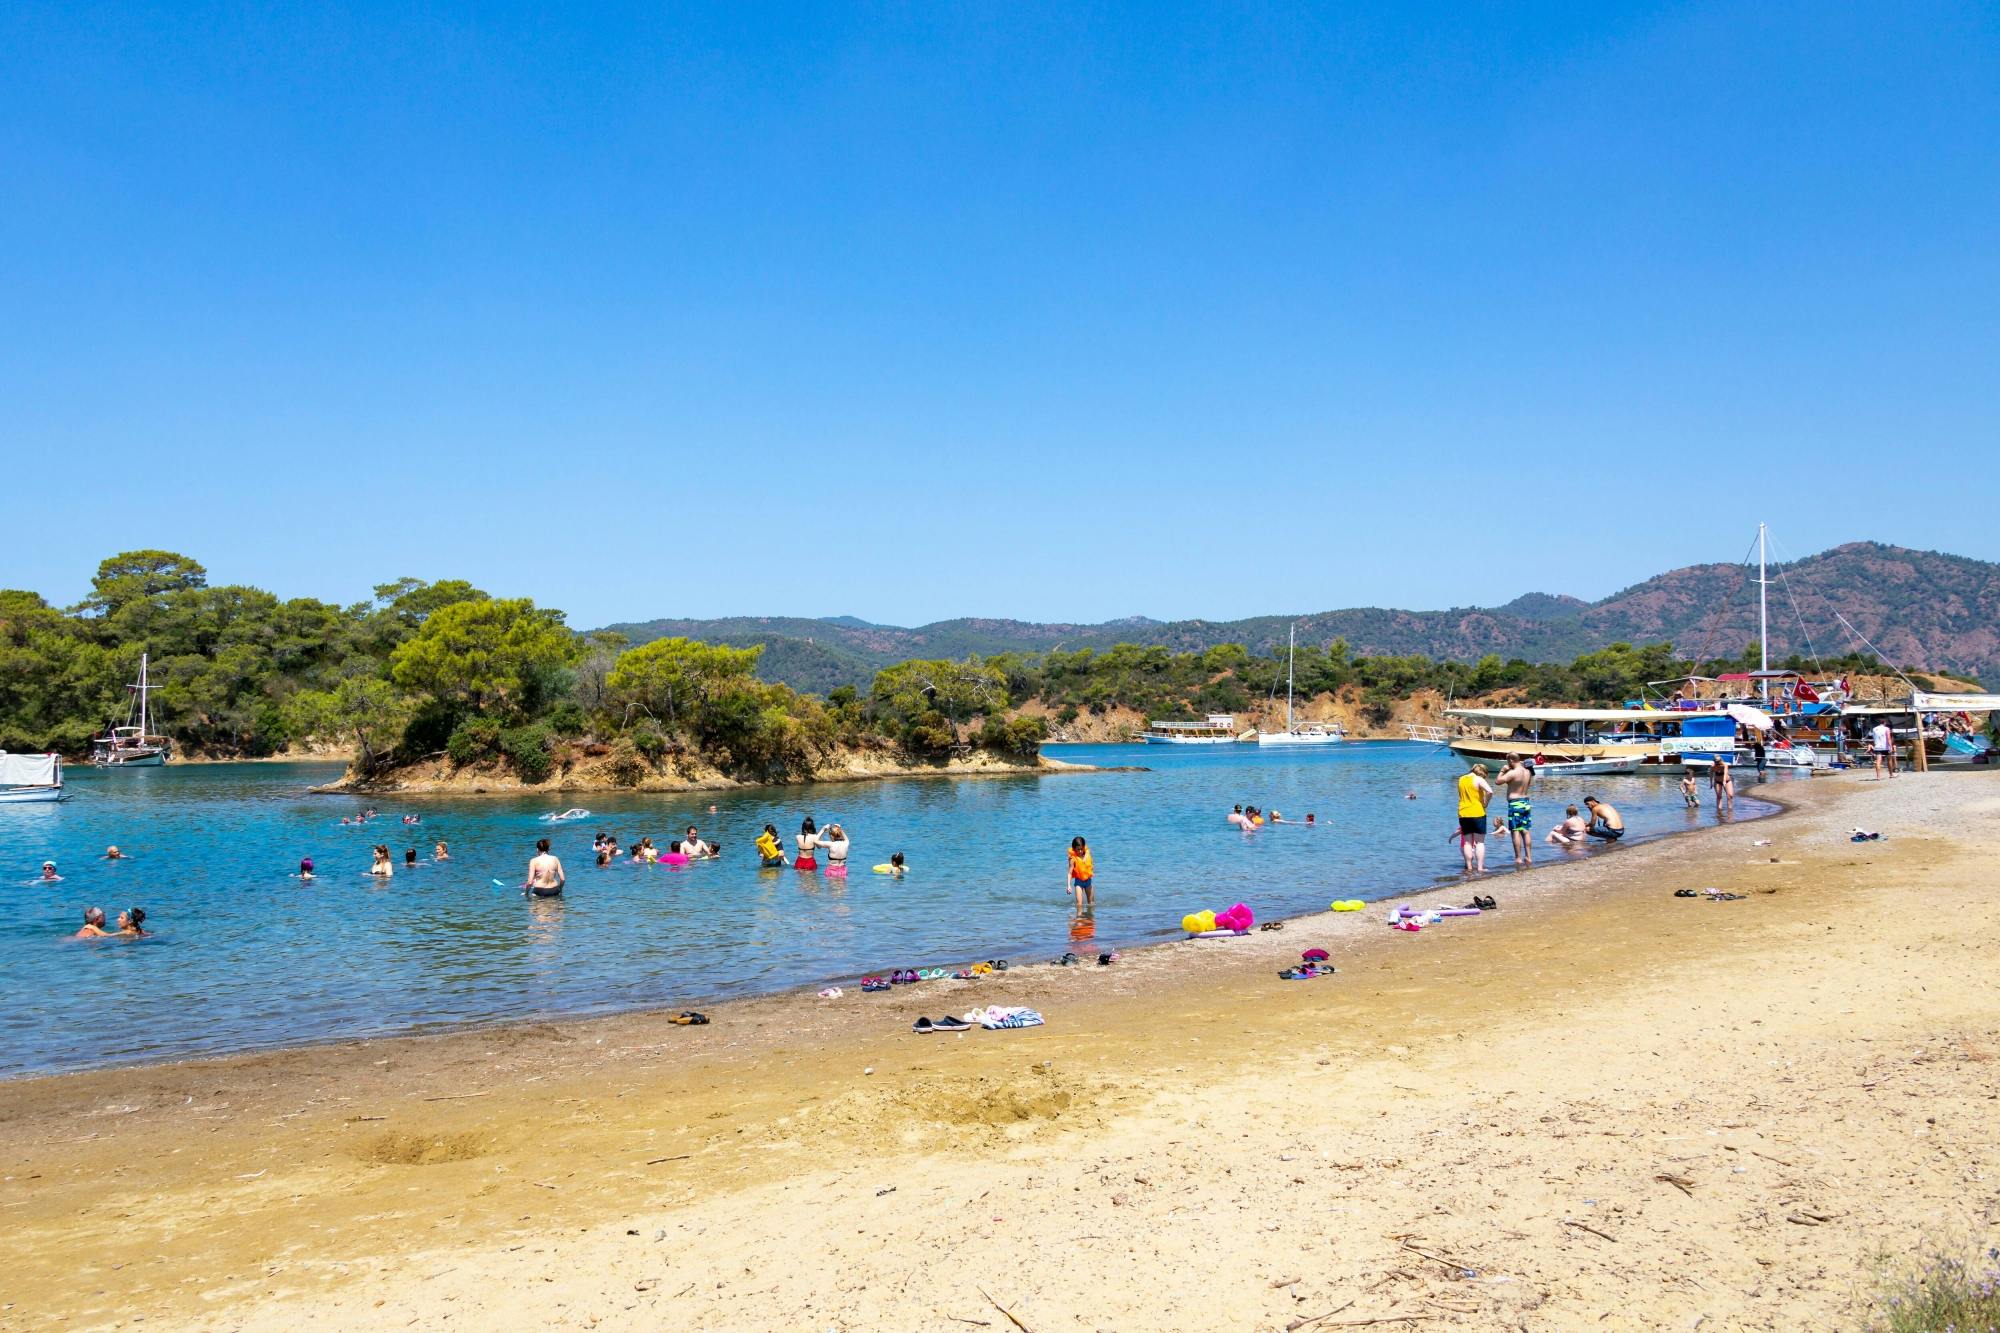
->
[602,542,2000,693]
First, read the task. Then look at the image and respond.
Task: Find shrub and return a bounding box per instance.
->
[629,721,667,759]
[446,717,502,766]
[500,722,553,782]
[605,736,646,787]
[1865,1243,2000,1332]
[545,700,587,737]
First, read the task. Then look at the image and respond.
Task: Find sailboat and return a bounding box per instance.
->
[1256,624,1345,746]
[90,652,173,766]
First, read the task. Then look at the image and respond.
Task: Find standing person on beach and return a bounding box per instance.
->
[1709,756,1734,813]
[1751,734,1767,778]
[1582,796,1624,842]
[1066,836,1095,913]
[1495,754,1534,867]
[525,838,565,898]
[1455,764,1495,873]
[1871,720,1897,778]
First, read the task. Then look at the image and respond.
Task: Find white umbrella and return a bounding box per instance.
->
[1726,703,1775,731]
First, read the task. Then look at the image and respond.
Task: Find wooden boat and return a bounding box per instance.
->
[91,653,172,766]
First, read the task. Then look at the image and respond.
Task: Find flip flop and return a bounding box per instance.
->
[1474,895,1497,911]
[1259,922,1285,932]
[1097,952,1117,965]
[933,1015,972,1032]
[912,1017,935,1034]
[1674,889,1697,897]
[672,1011,709,1026]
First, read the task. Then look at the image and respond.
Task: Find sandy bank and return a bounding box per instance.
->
[5,770,1996,1329]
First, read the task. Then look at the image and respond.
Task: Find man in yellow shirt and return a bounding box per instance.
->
[1456,764,1495,874]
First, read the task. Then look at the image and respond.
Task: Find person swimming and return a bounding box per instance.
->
[73,907,110,939]
[40,860,60,882]
[103,845,127,861]
[369,845,394,877]
[886,851,906,877]
[755,824,788,867]
[682,826,713,859]
[299,856,315,882]
[1305,813,1317,826]
[404,847,418,870]
[526,837,565,897]
[794,817,820,871]
[434,841,450,861]
[117,907,149,937]
[595,846,612,867]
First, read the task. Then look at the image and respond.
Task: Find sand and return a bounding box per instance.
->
[4,770,1996,1330]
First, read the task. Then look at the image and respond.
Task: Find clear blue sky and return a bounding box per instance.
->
[5,2,1996,628]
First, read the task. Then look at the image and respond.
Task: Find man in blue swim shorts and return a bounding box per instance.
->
[1495,753,1535,867]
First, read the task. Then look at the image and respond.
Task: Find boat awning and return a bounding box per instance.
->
[1911,692,2000,712]
[1726,703,1775,730]
[0,753,59,786]
[1446,707,1733,723]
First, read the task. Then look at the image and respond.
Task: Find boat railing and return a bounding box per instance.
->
[1404,724,1449,745]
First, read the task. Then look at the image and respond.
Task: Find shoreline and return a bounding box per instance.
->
[6,769,1996,1328]
[8,773,1778,1085]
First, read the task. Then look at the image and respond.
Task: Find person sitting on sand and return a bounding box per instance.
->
[434,841,450,862]
[1582,796,1624,842]
[117,907,149,937]
[103,845,127,861]
[40,860,60,882]
[1067,836,1095,913]
[1547,805,1589,848]
[369,845,394,877]
[299,856,315,882]
[526,838,565,898]
[755,824,788,868]
[74,907,111,938]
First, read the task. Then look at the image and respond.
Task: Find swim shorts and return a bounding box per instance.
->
[1587,826,1624,842]
[1457,816,1486,837]
[1506,798,1531,832]
[794,856,818,870]
[1072,876,1094,891]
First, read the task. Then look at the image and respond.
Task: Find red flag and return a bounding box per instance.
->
[1794,680,1819,703]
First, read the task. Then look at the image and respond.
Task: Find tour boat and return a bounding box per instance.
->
[0,753,65,803]
[90,653,172,766]
[1257,625,1345,746]
[1444,705,1737,770]
[1140,714,1242,745]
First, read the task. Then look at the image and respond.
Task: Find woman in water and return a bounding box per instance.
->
[1066,836,1095,913]
[299,856,315,882]
[755,824,788,868]
[117,907,149,937]
[39,860,60,882]
[820,823,851,874]
[369,845,394,877]
[793,817,821,871]
[403,848,418,870]
[434,841,450,861]
[526,837,565,898]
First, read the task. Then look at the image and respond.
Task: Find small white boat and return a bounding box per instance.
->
[1141,715,1240,745]
[1257,625,1345,746]
[91,653,172,766]
[540,808,592,822]
[0,753,65,803]
[1513,754,1645,777]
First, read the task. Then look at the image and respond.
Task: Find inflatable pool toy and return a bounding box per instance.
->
[540,808,591,822]
[661,851,691,866]
[872,864,899,874]
[1190,928,1250,939]
[1330,899,1365,912]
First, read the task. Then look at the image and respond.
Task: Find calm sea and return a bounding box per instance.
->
[0,743,1774,1076]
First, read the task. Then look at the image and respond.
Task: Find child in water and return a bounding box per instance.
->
[1679,771,1699,809]
[886,851,906,877]
[404,848,418,870]
[299,857,315,882]
[1066,836,1095,913]
[755,824,787,868]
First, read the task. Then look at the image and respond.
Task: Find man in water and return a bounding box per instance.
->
[526,837,565,897]
[682,826,713,859]
[103,846,127,860]
[73,907,111,938]
[1871,719,1897,778]
[1455,764,1495,874]
[1582,796,1624,842]
[1495,753,1535,867]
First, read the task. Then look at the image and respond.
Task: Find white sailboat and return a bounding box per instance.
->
[0,752,65,802]
[1257,625,1345,746]
[91,652,172,766]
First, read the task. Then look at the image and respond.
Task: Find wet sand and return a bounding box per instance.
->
[4,770,1996,1330]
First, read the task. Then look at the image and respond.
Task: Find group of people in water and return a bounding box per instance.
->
[1226,806,1316,829]
[513,815,920,899]
[1453,754,1631,873]
[362,842,451,877]
[41,846,153,941]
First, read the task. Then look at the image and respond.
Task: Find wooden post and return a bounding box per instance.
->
[1912,708,1929,773]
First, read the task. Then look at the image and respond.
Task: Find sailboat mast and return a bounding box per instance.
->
[1757,524,1770,702]
[1286,624,1296,731]
[139,652,150,736]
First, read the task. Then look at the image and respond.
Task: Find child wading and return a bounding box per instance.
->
[1066,836,1095,914]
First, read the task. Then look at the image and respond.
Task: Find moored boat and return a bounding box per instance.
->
[1256,625,1345,746]
[1444,706,1737,770]
[91,652,172,766]
[0,752,65,803]
[1141,714,1241,745]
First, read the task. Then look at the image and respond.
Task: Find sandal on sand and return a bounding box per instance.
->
[1473,895,1497,911]
[1097,951,1117,965]
[1054,952,1080,967]
[912,1017,935,1034]
[1259,922,1285,932]
[1674,889,1697,898]
[933,1015,972,1032]
[672,1012,710,1026]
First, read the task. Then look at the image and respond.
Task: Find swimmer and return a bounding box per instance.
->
[682,826,712,859]
[820,824,850,872]
[117,907,149,937]
[1305,813,1317,826]
[103,845,127,861]
[73,907,111,938]
[299,856,315,882]
[1404,792,1418,801]
[595,847,611,867]
[404,847,418,870]
[40,860,61,882]
[526,837,565,897]
[434,841,450,861]
[794,817,821,871]
[1546,805,1589,848]
[1066,836,1095,913]
[1269,810,1286,824]
[755,824,788,868]
[369,844,394,877]
[886,851,906,877]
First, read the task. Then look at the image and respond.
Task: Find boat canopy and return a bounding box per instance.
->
[0,753,60,786]
[1911,692,2000,713]
[1446,707,1732,723]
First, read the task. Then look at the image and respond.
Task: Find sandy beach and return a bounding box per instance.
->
[5,769,1996,1330]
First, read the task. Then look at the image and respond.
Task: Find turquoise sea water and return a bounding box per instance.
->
[0,743,1775,1076]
